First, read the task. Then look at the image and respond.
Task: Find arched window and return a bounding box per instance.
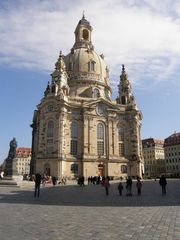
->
[93,88,100,98]
[46,120,54,154]
[70,122,78,156]
[118,127,125,157]
[88,61,95,71]
[121,165,127,173]
[47,120,54,138]
[82,29,89,40]
[71,163,78,174]
[97,123,105,155]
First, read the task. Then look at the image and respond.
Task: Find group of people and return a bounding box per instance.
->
[87,176,103,185]
[77,174,167,197]
[101,176,142,197]
[33,172,167,198]
[117,176,142,197]
[116,175,167,197]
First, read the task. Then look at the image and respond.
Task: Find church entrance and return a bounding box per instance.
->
[98,163,104,176]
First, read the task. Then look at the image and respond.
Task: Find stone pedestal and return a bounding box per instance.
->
[4,157,19,179]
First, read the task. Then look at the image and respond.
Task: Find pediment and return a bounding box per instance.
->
[83,98,122,112]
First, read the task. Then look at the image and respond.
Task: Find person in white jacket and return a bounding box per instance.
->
[0,171,4,179]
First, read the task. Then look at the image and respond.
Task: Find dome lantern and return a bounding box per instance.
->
[73,14,94,50]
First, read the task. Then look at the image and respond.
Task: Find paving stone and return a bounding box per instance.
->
[0,179,180,239]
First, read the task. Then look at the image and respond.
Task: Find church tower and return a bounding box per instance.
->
[31,15,144,179]
[118,64,135,105]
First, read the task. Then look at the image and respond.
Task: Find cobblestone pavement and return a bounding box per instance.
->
[0,179,180,240]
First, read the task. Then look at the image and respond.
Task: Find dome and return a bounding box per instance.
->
[65,48,109,84]
[64,15,112,98]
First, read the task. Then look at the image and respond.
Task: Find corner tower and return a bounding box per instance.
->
[117,64,136,108]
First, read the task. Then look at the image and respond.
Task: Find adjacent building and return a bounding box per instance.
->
[142,138,165,178]
[164,132,180,177]
[15,148,31,175]
[30,15,144,180]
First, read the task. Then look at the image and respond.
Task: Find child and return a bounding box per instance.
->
[118,182,123,196]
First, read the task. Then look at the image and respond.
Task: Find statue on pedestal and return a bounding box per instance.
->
[4,137,18,177]
[8,137,17,159]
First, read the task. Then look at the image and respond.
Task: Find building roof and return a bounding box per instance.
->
[142,138,164,148]
[164,132,180,147]
[16,148,31,157]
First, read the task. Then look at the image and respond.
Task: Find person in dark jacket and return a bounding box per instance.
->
[104,177,110,195]
[136,177,142,196]
[52,176,57,186]
[159,175,167,195]
[118,182,123,196]
[34,173,42,197]
[126,176,133,196]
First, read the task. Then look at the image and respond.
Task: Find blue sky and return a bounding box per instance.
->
[0,0,180,163]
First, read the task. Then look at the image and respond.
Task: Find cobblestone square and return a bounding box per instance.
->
[0,179,180,240]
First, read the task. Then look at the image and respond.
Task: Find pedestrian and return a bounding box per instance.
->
[42,173,46,187]
[159,175,167,195]
[77,176,83,186]
[0,171,4,180]
[52,176,57,186]
[126,176,133,196]
[118,182,123,196]
[104,177,110,195]
[34,172,42,197]
[136,177,142,195]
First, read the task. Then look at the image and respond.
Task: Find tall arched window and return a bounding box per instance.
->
[88,61,96,71]
[93,88,100,98]
[118,127,125,157]
[97,123,105,156]
[83,29,89,40]
[70,122,78,156]
[47,120,54,138]
[46,120,54,154]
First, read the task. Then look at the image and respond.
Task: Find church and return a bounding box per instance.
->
[30,15,144,180]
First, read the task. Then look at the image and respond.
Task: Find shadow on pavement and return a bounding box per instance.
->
[0,180,180,207]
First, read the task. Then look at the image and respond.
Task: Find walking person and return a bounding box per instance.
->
[42,173,46,187]
[52,176,57,186]
[104,177,110,195]
[0,171,4,180]
[136,177,142,195]
[118,182,123,196]
[159,175,167,195]
[126,176,133,196]
[34,172,42,197]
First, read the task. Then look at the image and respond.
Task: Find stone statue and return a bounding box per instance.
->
[8,137,17,158]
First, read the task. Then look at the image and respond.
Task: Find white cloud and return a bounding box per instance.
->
[1,0,180,91]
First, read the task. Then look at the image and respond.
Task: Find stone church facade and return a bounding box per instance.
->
[31,15,144,180]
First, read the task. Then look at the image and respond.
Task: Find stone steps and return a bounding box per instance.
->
[0,180,18,187]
